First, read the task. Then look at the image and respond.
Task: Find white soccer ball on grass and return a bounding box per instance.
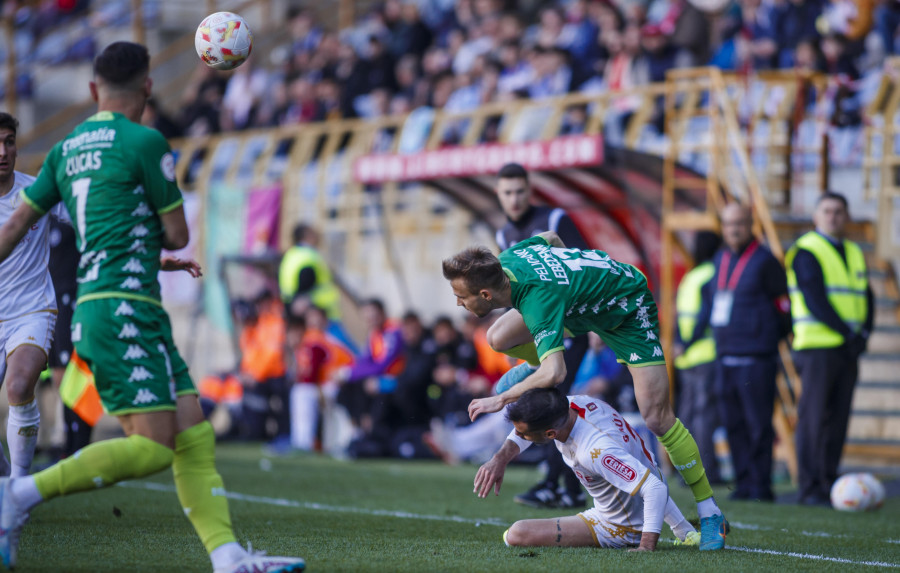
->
[830,473,884,511]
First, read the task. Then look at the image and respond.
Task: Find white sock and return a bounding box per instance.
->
[210,541,248,569]
[697,497,722,519]
[8,400,40,478]
[664,497,695,541]
[10,476,42,512]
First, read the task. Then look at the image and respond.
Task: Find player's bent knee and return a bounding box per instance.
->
[485,326,508,353]
[6,379,37,406]
[504,522,530,546]
[129,435,175,477]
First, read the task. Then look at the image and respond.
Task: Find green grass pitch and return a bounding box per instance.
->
[14,444,900,572]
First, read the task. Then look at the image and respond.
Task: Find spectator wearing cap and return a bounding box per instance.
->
[634,23,693,84]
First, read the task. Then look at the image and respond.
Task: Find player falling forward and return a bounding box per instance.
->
[0,112,69,480]
[476,387,699,550]
[0,42,304,572]
[443,233,728,550]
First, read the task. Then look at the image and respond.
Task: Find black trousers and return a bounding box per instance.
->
[543,334,590,492]
[794,347,859,502]
[715,355,777,499]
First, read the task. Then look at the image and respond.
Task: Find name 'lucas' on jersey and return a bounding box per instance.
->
[23,111,184,305]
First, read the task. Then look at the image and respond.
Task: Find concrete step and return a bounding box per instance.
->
[867,328,900,353]
[859,352,900,382]
[847,411,900,441]
[875,304,900,326]
[852,386,900,410]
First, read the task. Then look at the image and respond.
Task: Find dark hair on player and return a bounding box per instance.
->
[817,191,848,209]
[507,387,570,432]
[442,246,508,294]
[497,162,528,182]
[93,42,150,88]
[0,112,19,136]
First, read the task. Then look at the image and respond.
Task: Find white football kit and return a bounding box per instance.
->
[508,395,667,548]
[0,172,66,373]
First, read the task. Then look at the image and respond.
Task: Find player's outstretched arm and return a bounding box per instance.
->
[474,440,520,498]
[467,351,566,421]
[160,256,203,278]
[0,202,42,263]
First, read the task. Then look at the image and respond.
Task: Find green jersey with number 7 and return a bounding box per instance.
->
[22,111,183,306]
[500,235,666,366]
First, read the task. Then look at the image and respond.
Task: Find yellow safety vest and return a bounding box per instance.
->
[675,262,717,369]
[278,245,342,320]
[785,231,868,350]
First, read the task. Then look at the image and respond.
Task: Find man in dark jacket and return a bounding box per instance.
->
[494,162,589,509]
[692,204,791,502]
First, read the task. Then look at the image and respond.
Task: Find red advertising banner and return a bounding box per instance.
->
[353,135,603,184]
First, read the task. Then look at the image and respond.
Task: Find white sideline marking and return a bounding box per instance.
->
[726,546,900,569]
[731,521,894,543]
[121,481,900,568]
[119,481,508,527]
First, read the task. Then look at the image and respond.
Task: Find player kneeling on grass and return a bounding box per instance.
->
[475,387,699,551]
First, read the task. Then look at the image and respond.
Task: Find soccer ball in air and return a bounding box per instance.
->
[830,473,884,511]
[195,12,253,70]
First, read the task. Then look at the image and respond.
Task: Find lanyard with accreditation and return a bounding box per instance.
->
[710,240,759,327]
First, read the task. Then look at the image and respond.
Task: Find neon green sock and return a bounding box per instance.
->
[504,343,540,367]
[658,419,714,503]
[33,435,173,499]
[173,421,236,554]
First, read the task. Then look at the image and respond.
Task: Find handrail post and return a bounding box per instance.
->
[4,14,17,117]
[132,0,145,46]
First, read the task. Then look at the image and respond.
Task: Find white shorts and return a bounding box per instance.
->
[577,508,642,548]
[0,311,56,381]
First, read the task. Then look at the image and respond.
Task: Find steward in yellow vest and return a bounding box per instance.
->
[786,192,874,507]
[786,232,869,350]
[279,224,341,320]
[673,229,724,485]
[675,261,716,370]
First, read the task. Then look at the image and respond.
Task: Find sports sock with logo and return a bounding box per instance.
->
[7,400,40,478]
[658,419,715,506]
[173,421,236,554]
[503,342,540,367]
[33,434,173,499]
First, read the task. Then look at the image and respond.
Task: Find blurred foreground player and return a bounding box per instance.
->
[0,42,305,572]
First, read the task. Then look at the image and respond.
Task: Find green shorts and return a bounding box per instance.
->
[72,297,197,415]
[600,293,667,367]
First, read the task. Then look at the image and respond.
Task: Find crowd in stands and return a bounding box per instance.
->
[198,287,635,462]
[0,1,165,97]
[143,0,900,144]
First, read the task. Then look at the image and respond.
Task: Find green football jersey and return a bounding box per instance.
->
[24,111,183,306]
[500,235,654,361]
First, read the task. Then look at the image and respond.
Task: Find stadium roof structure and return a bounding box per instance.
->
[353,135,708,292]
